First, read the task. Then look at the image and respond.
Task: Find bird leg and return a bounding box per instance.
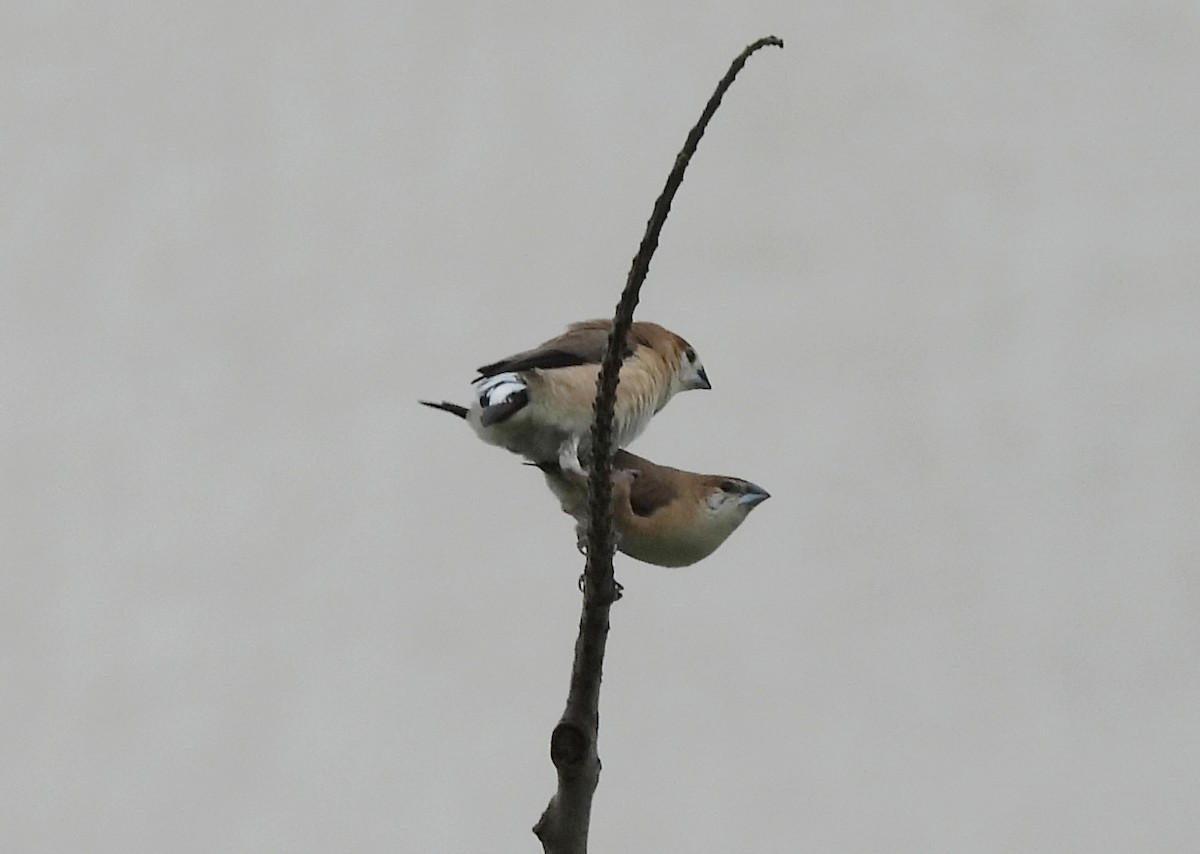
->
[558,435,586,478]
[571,465,639,555]
[572,511,625,600]
[574,518,589,556]
[573,513,630,556]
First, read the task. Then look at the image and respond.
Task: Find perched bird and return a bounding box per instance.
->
[534,449,770,567]
[420,320,710,472]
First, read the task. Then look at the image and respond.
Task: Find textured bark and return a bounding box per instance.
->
[532,36,783,854]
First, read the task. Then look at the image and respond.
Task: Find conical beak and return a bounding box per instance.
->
[738,483,770,507]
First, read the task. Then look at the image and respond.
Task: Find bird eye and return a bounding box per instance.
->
[684,347,696,363]
[718,480,738,492]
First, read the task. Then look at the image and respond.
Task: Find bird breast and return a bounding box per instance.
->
[523,350,676,450]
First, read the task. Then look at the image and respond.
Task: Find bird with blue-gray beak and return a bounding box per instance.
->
[420,319,710,474]
[534,449,769,567]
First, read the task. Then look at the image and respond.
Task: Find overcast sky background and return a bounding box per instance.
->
[4,2,1199,852]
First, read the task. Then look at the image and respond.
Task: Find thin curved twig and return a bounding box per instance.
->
[533,36,783,854]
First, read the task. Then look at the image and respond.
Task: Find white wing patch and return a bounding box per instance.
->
[474,372,527,408]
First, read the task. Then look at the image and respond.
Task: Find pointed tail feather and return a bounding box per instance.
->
[419,400,468,419]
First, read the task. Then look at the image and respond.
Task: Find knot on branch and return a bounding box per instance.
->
[550,722,591,769]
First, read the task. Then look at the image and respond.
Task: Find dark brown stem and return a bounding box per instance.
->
[533,36,783,854]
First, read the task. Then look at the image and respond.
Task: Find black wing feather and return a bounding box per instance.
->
[474,321,635,380]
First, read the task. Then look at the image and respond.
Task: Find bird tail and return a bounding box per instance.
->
[419,400,468,419]
[419,373,530,426]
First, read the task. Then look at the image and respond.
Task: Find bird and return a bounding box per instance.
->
[420,319,710,473]
[533,449,770,567]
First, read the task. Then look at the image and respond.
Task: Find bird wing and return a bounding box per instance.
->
[475,320,634,379]
[626,476,676,519]
[614,450,679,518]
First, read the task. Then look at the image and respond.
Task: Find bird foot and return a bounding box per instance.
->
[576,573,624,600]
[575,521,624,555]
[611,467,639,488]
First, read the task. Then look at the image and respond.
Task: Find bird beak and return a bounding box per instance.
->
[691,367,711,390]
[738,483,770,507]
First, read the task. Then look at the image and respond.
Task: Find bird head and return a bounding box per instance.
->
[625,322,711,396]
[701,477,770,527]
[619,474,769,567]
[673,342,711,393]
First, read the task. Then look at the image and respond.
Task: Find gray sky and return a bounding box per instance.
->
[4,2,1199,852]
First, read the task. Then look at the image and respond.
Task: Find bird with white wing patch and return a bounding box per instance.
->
[420,319,710,473]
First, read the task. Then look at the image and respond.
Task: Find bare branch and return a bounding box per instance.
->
[533,36,783,854]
